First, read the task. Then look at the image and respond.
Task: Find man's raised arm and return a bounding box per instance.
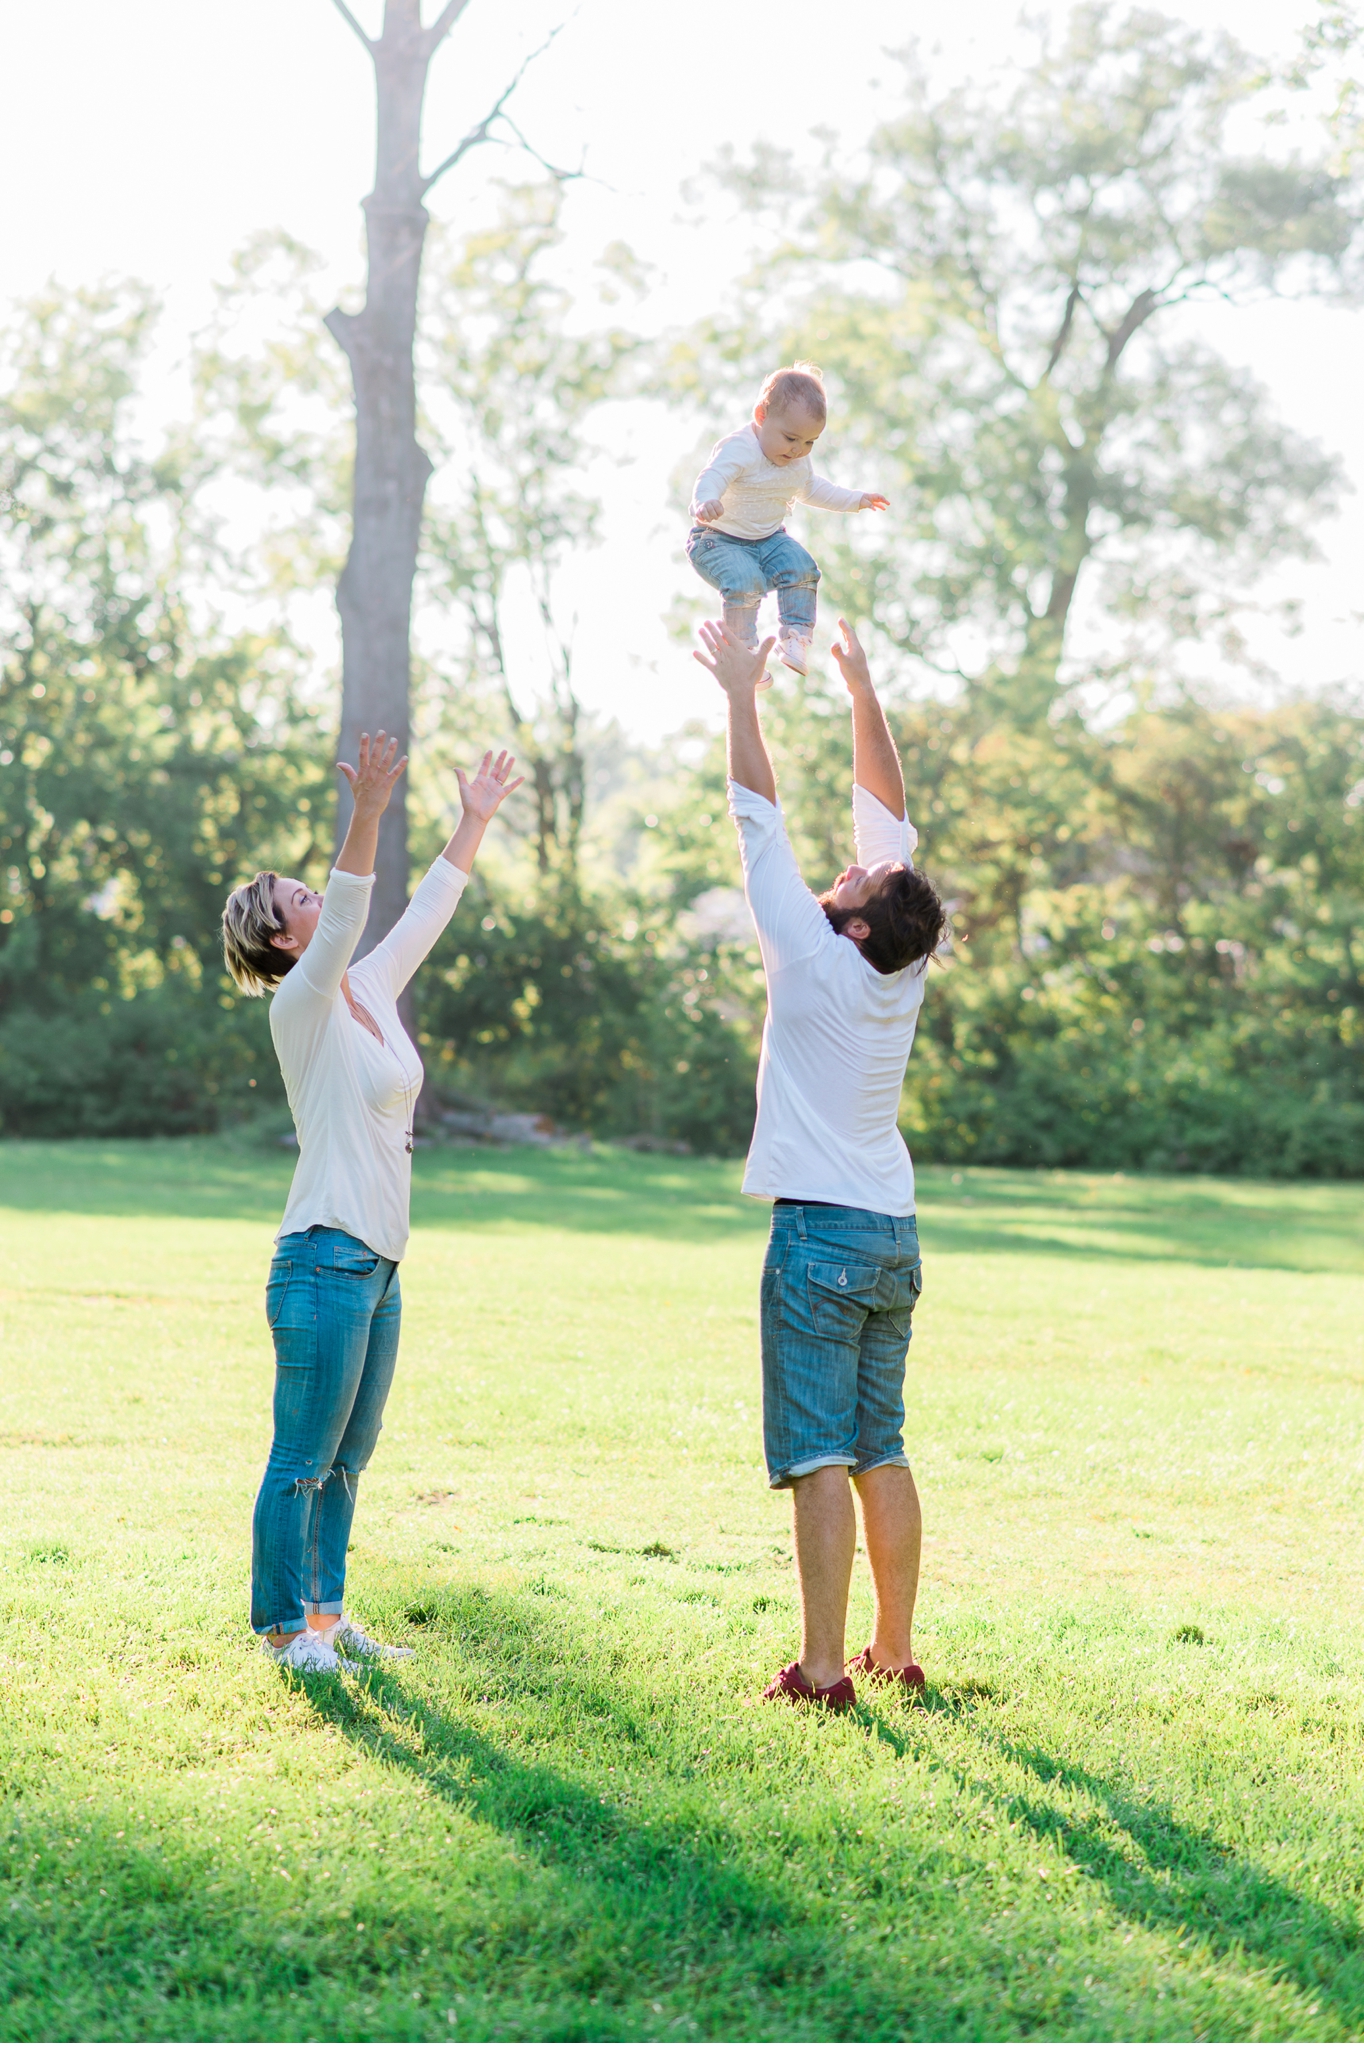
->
[830,618,906,819]
[693,620,777,804]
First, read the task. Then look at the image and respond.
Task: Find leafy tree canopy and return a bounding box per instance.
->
[671,3,1359,715]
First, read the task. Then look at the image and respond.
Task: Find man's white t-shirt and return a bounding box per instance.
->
[729,779,926,1217]
[270,857,468,1262]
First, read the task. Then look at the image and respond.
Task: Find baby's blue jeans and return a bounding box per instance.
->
[250,1226,401,1637]
[686,524,819,644]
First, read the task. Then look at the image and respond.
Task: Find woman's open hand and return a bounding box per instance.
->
[338,731,408,815]
[457,750,524,823]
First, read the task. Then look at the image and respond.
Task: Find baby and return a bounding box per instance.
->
[687,361,887,684]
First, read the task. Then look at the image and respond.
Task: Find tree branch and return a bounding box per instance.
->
[329,0,375,54]
[421,24,567,196]
[499,114,584,185]
[1101,286,1161,370]
[423,0,473,53]
[323,306,360,362]
[1043,284,1081,378]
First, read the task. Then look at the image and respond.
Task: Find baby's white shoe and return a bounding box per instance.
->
[778,630,811,676]
[755,666,774,691]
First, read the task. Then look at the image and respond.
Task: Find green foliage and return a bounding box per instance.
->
[421,183,640,880]
[0,282,331,1135]
[666,670,1364,1175]
[2,33,1361,1171]
[650,6,1364,1172]
[418,876,759,1152]
[675,4,1353,707]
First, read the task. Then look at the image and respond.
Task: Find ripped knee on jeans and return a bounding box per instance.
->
[290,1469,331,1496]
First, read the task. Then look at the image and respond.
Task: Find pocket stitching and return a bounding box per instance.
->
[265,1259,292,1330]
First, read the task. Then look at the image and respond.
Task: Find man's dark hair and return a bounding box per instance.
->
[823,864,946,975]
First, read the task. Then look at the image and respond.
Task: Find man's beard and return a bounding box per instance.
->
[818,890,858,937]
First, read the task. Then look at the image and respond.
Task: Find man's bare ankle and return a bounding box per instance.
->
[870,1638,914,1671]
[799,1659,846,1691]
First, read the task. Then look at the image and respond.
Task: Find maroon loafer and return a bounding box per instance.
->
[848,1646,926,1694]
[762,1660,856,1712]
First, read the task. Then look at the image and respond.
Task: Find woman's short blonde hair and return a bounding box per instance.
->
[222,871,292,997]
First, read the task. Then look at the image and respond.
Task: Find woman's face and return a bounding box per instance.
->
[270,877,323,959]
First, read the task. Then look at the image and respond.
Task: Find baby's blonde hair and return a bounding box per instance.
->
[222,871,291,997]
[755,360,827,423]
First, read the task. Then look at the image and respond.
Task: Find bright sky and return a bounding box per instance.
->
[1,0,1358,741]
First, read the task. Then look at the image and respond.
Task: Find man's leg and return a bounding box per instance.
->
[853,1463,922,1670]
[850,1224,924,1674]
[791,1464,857,1690]
[760,1206,863,1693]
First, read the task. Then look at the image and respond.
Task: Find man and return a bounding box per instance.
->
[693,615,946,1711]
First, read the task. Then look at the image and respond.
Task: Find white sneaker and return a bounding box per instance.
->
[755,668,774,692]
[778,630,811,676]
[325,1614,415,1661]
[264,1629,356,1675]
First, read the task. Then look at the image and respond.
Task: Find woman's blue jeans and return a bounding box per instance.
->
[250,1226,401,1637]
[686,524,820,644]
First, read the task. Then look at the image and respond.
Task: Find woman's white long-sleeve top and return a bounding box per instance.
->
[269,856,468,1261]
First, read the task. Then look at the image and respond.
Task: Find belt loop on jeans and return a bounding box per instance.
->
[794,1206,807,1240]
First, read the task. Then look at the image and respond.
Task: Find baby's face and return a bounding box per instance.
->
[754,404,824,466]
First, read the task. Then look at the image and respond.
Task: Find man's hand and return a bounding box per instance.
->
[695,498,725,524]
[456,749,524,823]
[830,618,873,695]
[693,618,775,697]
[859,492,890,512]
[338,730,408,814]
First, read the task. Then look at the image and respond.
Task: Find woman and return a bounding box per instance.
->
[221,731,521,1672]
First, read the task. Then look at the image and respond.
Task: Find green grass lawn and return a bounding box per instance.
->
[2,1141,1363,2042]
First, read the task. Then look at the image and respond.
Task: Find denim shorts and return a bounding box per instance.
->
[760,1202,921,1490]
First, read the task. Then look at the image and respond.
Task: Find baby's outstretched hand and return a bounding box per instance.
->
[696,499,725,524]
[859,493,890,512]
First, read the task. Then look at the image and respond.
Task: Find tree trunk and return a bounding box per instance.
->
[325,1,449,954]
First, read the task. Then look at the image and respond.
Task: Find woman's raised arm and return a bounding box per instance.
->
[363,750,523,1000]
[336,732,408,876]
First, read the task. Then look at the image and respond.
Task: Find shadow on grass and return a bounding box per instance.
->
[911,1168,1364,1276]
[0,1140,1359,1270]
[8,1603,1360,2039]
[314,1604,855,2021]
[302,1585,1062,2040]
[0,1139,766,1246]
[973,1727,1364,2033]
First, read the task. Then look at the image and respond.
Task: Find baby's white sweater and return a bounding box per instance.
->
[691,421,863,541]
